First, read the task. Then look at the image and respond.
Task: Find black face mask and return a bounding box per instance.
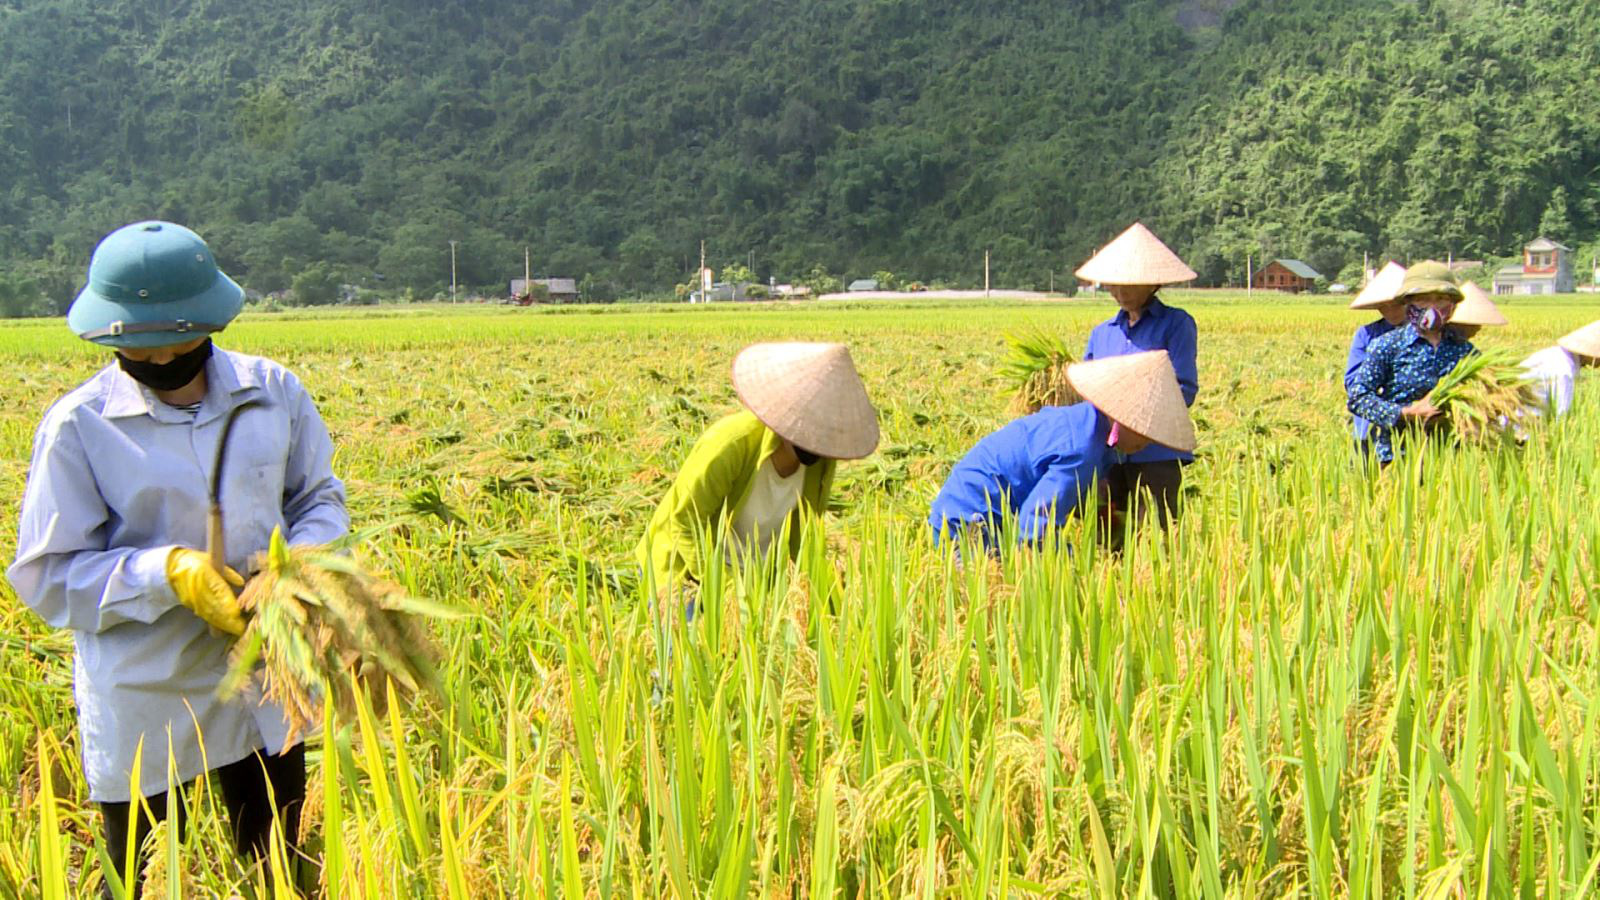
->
[794,446,823,467]
[116,339,214,392]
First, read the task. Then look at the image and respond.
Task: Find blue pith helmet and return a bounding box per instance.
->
[67,221,244,348]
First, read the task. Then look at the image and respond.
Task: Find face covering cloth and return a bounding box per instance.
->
[116,339,214,392]
[1407,304,1446,332]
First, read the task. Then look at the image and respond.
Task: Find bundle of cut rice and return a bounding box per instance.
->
[222,528,463,742]
[998,329,1079,415]
[1425,350,1540,445]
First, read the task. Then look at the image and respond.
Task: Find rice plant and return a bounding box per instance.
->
[997,327,1080,414]
[224,527,464,744]
[1,295,1599,897]
[1426,349,1542,445]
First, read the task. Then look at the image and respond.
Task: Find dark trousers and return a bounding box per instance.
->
[99,744,305,899]
[1106,460,1183,528]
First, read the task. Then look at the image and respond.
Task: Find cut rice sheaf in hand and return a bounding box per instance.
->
[221,527,464,743]
[1426,350,1542,445]
[999,329,1080,415]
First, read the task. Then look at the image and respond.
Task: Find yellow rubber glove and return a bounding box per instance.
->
[165,548,246,636]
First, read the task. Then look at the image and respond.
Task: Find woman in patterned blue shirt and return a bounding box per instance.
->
[1347,261,1476,464]
[1343,262,1408,456]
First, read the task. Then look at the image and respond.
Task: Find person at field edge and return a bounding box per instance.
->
[1445,281,1509,343]
[1346,261,1476,465]
[5,221,347,898]
[635,342,879,609]
[1344,262,1409,456]
[929,350,1197,551]
[1519,319,1600,417]
[1076,222,1198,526]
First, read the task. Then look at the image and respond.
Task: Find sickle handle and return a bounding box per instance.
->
[207,501,227,572]
[207,400,259,575]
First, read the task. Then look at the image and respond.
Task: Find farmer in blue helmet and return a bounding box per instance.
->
[6,222,347,896]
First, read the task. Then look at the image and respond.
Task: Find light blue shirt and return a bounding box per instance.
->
[6,349,347,801]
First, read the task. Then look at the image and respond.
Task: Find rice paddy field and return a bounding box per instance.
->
[3,292,1600,898]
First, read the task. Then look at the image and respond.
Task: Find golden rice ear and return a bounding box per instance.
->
[268,525,292,573]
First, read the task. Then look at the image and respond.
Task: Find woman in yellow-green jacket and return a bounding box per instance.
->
[636,342,879,595]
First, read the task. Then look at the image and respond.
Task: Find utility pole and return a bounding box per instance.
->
[449,240,459,304]
[984,249,991,298]
[1246,252,1252,297]
[524,246,531,295]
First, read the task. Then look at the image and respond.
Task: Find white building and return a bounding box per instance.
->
[1492,237,1575,295]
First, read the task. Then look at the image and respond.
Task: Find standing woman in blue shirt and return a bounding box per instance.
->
[7,222,347,896]
[1075,222,1198,525]
[1345,262,1409,456]
[1347,261,1476,464]
[930,350,1196,550]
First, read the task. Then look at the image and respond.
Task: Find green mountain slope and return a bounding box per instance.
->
[2,0,1597,307]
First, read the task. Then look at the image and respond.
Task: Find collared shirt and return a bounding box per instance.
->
[1344,319,1400,442]
[1520,345,1578,417]
[929,402,1117,544]
[7,350,347,802]
[1347,325,1475,462]
[1083,296,1198,463]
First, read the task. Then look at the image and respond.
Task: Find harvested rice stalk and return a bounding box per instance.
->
[1426,350,1540,445]
[222,528,463,743]
[998,329,1079,415]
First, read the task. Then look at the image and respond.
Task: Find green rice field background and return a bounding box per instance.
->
[4,293,1600,897]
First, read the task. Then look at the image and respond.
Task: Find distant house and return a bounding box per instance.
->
[511,277,580,302]
[847,279,880,292]
[689,281,755,303]
[1254,259,1322,293]
[1492,237,1575,295]
[540,278,580,302]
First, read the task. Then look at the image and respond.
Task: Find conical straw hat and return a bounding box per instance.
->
[731,342,880,459]
[1557,319,1600,360]
[1449,281,1507,327]
[1066,350,1197,452]
[1349,262,1407,310]
[1074,222,1197,286]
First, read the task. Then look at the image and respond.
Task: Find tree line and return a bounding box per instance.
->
[2,0,1598,314]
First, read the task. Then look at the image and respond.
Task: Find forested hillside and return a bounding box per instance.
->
[2,0,1598,309]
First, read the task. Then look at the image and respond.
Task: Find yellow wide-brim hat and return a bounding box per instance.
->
[1349,261,1407,310]
[1557,319,1600,360]
[1449,282,1508,327]
[1066,350,1197,452]
[1073,222,1197,286]
[731,342,880,459]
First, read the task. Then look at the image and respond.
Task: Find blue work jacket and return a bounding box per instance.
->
[1083,296,1197,463]
[929,403,1117,544]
